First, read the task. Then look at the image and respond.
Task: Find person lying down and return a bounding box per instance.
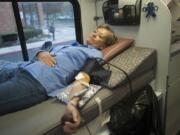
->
[0,24,118,133]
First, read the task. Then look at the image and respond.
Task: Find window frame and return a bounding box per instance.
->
[1,0,82,61]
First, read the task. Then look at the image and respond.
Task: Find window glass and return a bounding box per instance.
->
[0,2,23,61]
[18,2,76,59]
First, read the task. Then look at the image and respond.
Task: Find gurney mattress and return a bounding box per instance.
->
[0,46,156,135]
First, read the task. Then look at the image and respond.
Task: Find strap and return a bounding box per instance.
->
[95,97,103,126]
[95,97,103,115]
[95,97,111,127]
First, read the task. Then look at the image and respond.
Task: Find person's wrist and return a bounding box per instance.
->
[36,50,45,58]
[68,97,80,108]
[69,100,77,108]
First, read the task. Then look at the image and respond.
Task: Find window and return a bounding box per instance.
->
[0,2,23,61]
[18,2,76,59]
[0,1,81,61]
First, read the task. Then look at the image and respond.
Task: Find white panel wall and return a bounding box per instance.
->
[78,0,97,43]
[136,0,171,93]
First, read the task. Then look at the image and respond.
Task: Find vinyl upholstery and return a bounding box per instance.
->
[0,38,157,135]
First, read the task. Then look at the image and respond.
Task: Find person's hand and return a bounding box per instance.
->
[62,103,81,134]
[37,51,56,67]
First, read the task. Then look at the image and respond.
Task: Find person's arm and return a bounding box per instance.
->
[62,72,90,133]
[37,51,56,67]
[62,97,81,133]
[30,41,55,66]
[32,41,56,67]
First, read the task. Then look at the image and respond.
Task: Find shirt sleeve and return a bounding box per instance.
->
[32,41,53,61]
[40,41,53,51]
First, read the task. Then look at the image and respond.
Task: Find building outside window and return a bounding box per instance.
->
[0,2,76,61]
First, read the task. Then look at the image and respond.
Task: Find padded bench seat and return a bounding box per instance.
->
[0,38,157,135]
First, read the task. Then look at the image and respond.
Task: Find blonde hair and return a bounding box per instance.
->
[97,24,118,46]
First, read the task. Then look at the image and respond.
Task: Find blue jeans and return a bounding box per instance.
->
[0,60,24,83]
[0,68,48,116]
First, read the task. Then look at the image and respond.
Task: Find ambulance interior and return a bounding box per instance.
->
[0,0,179,135]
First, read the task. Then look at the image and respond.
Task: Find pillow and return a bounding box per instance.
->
[102,37,134,61]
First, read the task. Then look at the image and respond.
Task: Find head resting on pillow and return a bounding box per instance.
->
[86,24,118,50]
